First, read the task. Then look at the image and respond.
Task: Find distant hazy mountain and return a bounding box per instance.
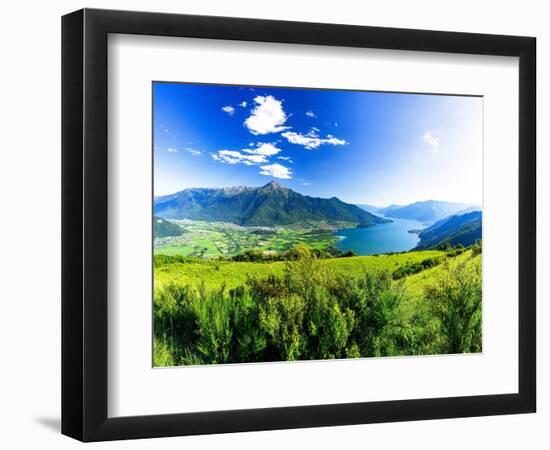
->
[455,205,483,215]
[356,204,383,214]
[379,200,479,224]
[154,181,389,227]
[153,216,183,238]
[378,204,402,215]
[415,211,482,250]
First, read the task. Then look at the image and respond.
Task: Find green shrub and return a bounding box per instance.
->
[231,249,266,262]
[153,251,482,365]
[193,286,235,364]
[470,240,482,256]
[392,256,443,279]
[154,254,195,267]
[230,291,268,362]
[424,260,482,353]
[259,294,306,360]
[153,283,199,363]
[153,337,177,367]
[283,244,315,261]
[446,244,466,258]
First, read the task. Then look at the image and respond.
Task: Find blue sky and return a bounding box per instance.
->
[154,82,482,206]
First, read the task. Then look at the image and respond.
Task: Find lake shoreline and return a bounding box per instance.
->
[333,216,427,256]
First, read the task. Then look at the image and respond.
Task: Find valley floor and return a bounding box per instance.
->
[154,220,349,258]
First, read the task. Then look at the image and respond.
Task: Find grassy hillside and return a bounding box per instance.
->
[404,249,480,297]
[153,248,482,366]
[154,250,445,291]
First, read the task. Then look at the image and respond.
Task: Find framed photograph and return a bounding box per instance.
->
[62,8,536,442]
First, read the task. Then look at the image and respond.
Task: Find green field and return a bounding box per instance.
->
[154,250,446,292]
[153,246,482,366]
[154,220,343,258]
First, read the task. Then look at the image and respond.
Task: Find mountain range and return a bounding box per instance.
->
[415,211,482,249]
[154,181,389,227]
[376,200,480,224]
[356,204,382,214]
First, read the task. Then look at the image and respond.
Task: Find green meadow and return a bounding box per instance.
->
[154,250,445,292]
[153,244,482,367]
[154,220,341,258]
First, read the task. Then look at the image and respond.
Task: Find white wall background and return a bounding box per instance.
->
[0,0,546,448]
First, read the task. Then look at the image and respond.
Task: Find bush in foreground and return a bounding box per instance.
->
[424,258,482,353]
[154,251,482,365]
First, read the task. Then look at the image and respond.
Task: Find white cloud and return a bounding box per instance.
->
[164,129,169,133]
[211,150,267,165]
[167,147,178,153]
[282,128,348,150]
[184,148,202,156]
[259,163,292,179]
[242,154,267,164]
[244,95,290,135]
[243,142,281,157]
[212,143,283,167]
[324,135,347,145]
[423,131,439,151]
[221,105,235,116]
[305,110,316,118]
[277,156,293,163]
[239,101,247,108]
[301,181,311,186]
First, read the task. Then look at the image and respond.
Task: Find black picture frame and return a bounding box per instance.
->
[62,8,536,442]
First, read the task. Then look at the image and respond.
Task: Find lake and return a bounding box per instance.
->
[333,217,426,255]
